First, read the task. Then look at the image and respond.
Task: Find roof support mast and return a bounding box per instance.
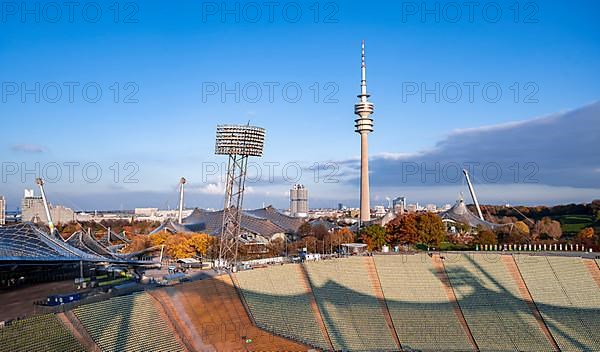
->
[178,177,186,225]
[36,177,56,235]
[462,169,484,221]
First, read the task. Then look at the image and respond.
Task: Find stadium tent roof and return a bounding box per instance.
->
[0,223,160,267]
[66,231,118,259]
[0,223,105,262]
[151,206,305,239]
[440,199,508,230]
[98,229,130,246]
[246,206,305,232]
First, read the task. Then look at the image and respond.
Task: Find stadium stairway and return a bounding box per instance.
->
[57,311,101,352]
[297,264,336,351]
[170,275,311,351]
[584,259,600,288]
[229,272,257,325]
[364,256,403,351]
[146,290,193,352]
[432,254,479,351]
[150,287,215,352]
[502,255,560,351]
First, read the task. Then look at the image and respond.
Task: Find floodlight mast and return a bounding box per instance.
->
[215,125,265,268]
[35,178,56,236]
[462,169,484,221]
[178,177,186,225]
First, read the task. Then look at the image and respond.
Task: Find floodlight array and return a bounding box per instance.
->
[215,125,265,157]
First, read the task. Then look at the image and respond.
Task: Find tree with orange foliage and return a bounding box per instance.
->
[578,227,594,240]
[149,231,170,247]
[147,232,215,259]
[514,221,530,236]
[385,213,418,246]
[186,233,214,257]
[123,235,151,253]
[166,234,195,259]
[324,227,355,253]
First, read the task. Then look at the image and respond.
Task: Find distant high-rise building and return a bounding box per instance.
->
[393,196,406,214]
[373,205,386,218]
[290,184,308,217]
[426,204,437,212]
[21,189,74,224]
[406,204,418,213]
[0,196,5,226]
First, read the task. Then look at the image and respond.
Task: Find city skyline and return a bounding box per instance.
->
[1,1,600,210]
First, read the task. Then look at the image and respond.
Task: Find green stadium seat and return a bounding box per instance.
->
[445,254,553,351]
[517,256,600,351]
[374,254,473,351]
[0,314,83,352]
[73,292,183,352]
[235,264,330,350]
[305,257,398,352]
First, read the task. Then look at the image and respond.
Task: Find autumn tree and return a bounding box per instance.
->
[577,227,595,241]
[474,227,497,246]
[165,234,194,259]
[324,227,355,253]
[360,225,387,251]
[312,224,329,240]
[385,213,418,246]
[186,233,213,257]
[532,217,562,240]
[146,231,214,259]
[577,227,598,250]
[149,231,170,247]
[292,236,320,253]
[514,221,530,236]
[123,235,151,253]
[415,213,446,248]
[298,222,312,238]
[268,238,285,256]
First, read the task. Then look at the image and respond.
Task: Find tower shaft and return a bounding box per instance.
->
[360,132,370,223]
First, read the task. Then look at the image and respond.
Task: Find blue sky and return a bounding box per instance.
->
[1,0,599,210]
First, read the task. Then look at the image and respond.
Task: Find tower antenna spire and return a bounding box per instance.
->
[360,40,368,101]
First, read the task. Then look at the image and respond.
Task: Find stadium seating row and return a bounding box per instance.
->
[0,313,83,352]
[374,254,473,351]
[4,254,599,352]
[517,256,600,351]
[439,254,553,351]
[305,257,398,351]
[235,264,330,349]
[73,292,183,352]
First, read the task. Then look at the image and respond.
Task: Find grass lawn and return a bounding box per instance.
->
[556,215,594,234]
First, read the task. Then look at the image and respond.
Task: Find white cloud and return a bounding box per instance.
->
[11,144,45,153]
[360,101,600,190]
[197,182,225,195]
